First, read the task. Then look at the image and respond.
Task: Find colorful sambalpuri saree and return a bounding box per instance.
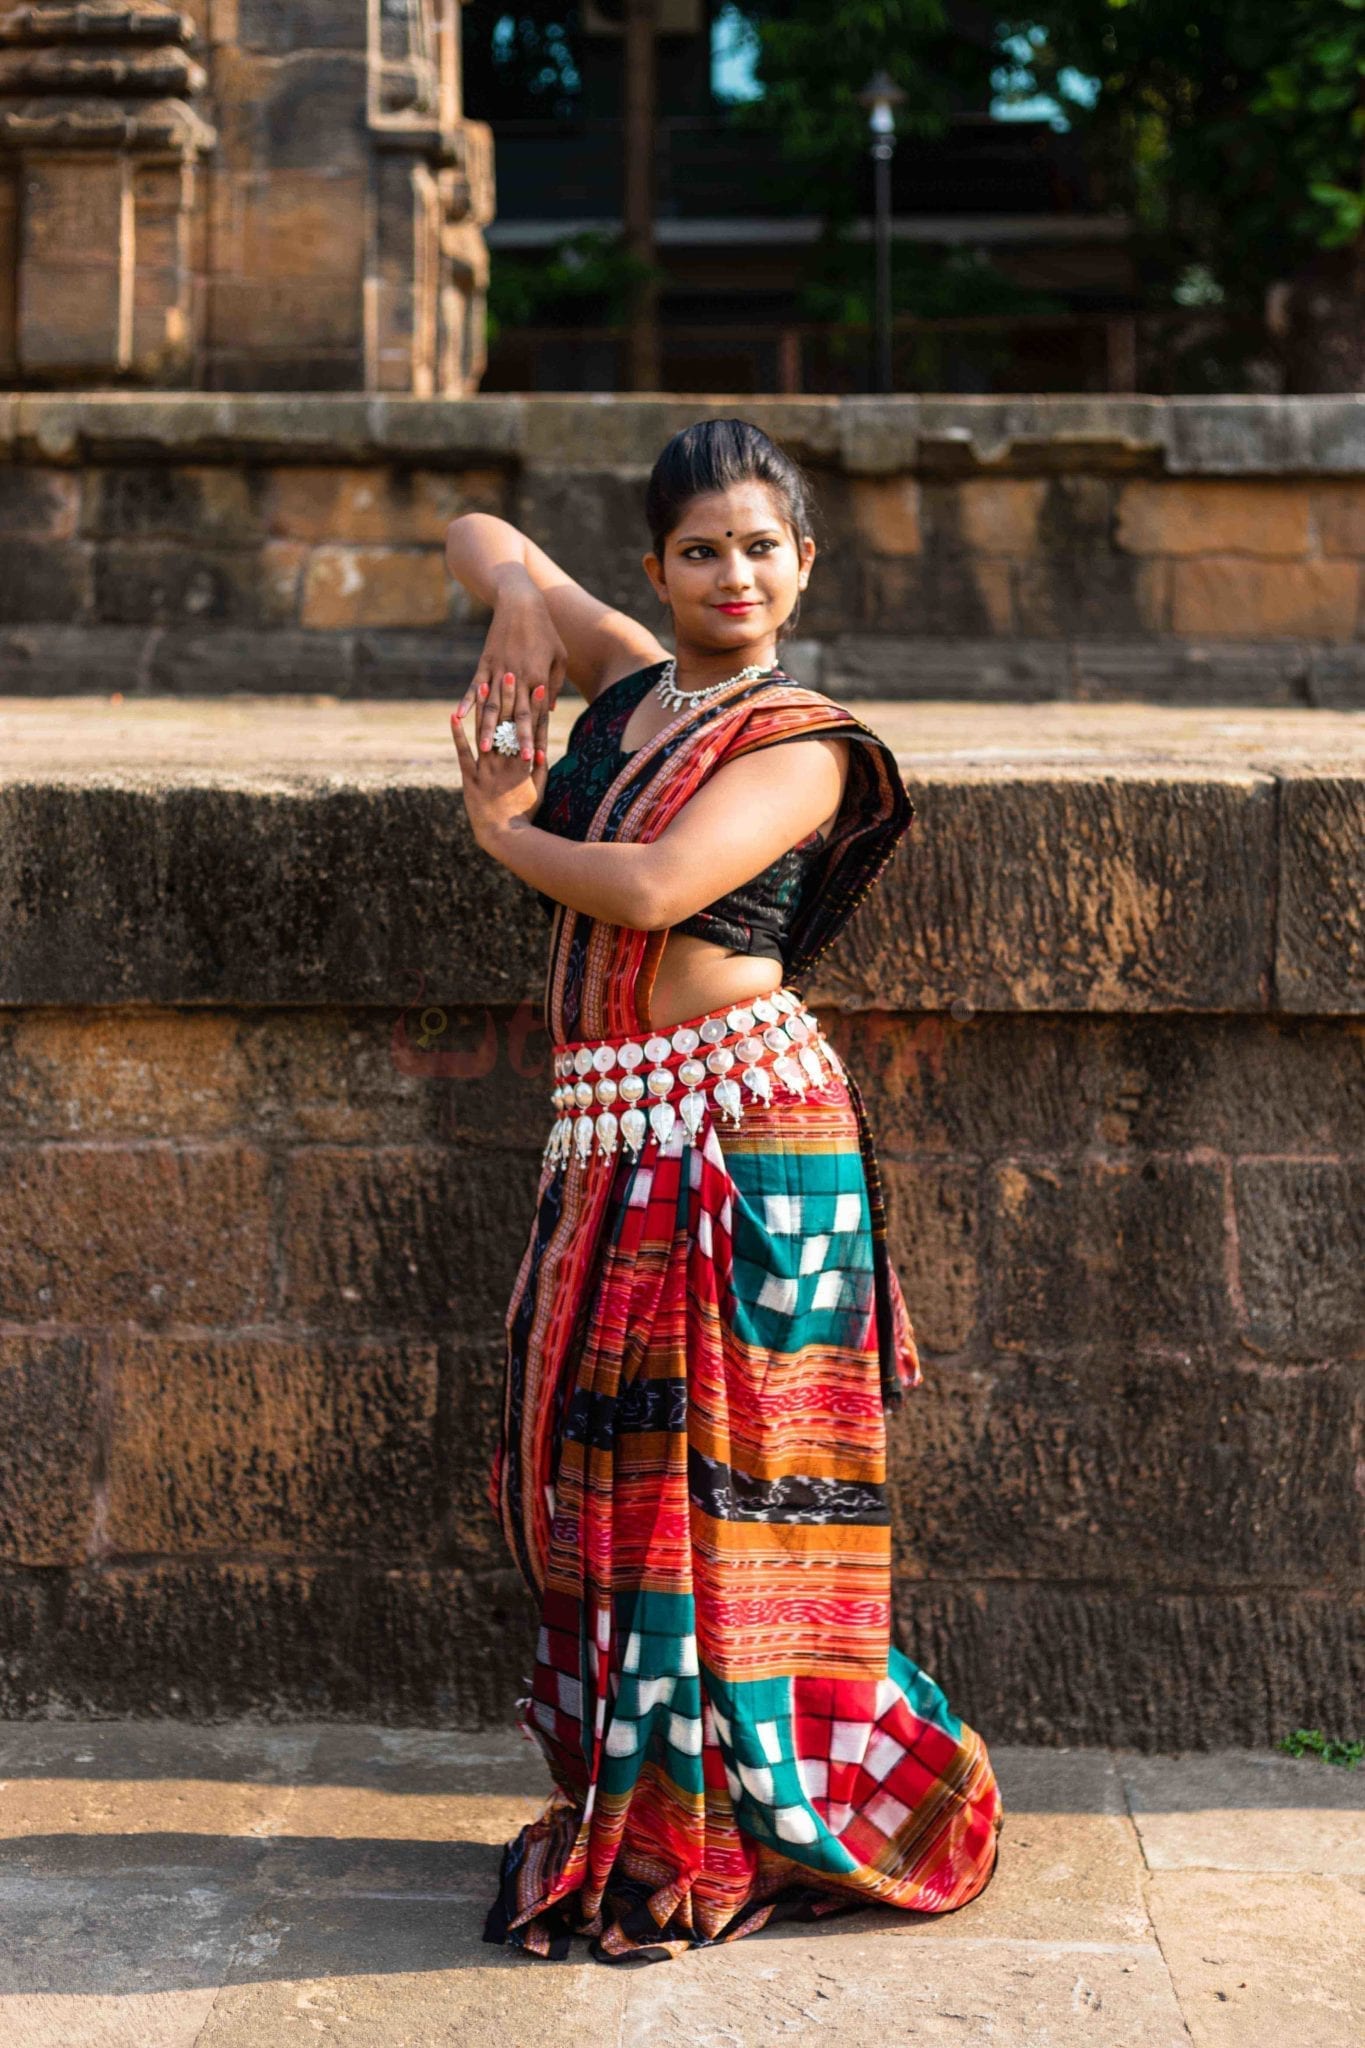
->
[484,664,1002,1962]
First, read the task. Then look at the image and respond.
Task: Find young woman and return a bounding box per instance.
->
[446,418,1002,1965]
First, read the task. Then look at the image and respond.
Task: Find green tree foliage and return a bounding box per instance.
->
[465,4,1072,343]
[485,230,663,341]
[995,2,1365,316]
[734,1,1066,324]
[461,8,665,338]
[735,0,964,194]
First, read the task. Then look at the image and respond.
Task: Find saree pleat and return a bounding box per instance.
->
[486,673,1003,1959]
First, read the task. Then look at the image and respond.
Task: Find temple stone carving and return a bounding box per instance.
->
[0,0,493,390]
[0,2,214,382]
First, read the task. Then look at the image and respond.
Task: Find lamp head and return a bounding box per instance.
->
[858,68,907,135]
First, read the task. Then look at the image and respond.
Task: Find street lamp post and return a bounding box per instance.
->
[858,69,907,395]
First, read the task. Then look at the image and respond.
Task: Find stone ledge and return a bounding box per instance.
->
[5,630,1364,706]
[8,392,1365,474]
[2,697,1362,1012]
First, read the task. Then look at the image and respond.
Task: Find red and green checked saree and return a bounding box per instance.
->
[485,668,1002,1962]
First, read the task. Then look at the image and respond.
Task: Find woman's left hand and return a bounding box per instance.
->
[450,702,548,850]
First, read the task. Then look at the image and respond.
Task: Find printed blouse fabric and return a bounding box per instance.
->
[535,661,826,962]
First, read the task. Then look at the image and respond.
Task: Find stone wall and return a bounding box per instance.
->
[1,697,1361,1747]
[6,394,1365,700]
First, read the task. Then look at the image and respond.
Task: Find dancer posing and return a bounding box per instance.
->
[446,417,1001,1964]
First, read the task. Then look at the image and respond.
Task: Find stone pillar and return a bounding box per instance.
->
[0,2,215,383]
[0,0,494,392]
[365,0,494,394]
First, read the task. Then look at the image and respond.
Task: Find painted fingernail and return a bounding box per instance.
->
[480,737,490,751]
[533,684,545,700]
[535,747,545,764]
[478,682,488,697]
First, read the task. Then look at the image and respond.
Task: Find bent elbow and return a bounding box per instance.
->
[629,868,692,932]
[632,887,678,933]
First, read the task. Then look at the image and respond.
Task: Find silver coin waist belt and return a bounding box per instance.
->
[545,986,843,1172]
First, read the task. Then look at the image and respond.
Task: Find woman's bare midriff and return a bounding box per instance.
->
[616,680,842,1032]
[644,929,784,1032]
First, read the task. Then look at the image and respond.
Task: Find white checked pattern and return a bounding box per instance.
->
[812,1268,856,1310]
[775,1805,820,1843]
[764,1193,803,1233]
[730,1165,874,1353]
[757,1273,800,1314]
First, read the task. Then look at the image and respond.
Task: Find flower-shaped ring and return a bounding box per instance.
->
[491,718,521,758]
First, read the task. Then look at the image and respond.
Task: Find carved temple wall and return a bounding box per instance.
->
[0,1,493,392]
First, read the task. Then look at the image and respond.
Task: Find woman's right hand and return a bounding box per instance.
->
[454,569,569,770]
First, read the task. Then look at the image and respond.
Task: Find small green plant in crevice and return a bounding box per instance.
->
[1277,1727,1363,1769]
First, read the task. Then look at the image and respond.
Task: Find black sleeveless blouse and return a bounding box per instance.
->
[533,660,827,965]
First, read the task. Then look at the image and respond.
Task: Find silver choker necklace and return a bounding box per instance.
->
[654,657,772,713]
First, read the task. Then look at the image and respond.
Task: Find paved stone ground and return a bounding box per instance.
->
[0,1725,1361,2047]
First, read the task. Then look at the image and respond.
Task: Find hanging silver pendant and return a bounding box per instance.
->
[620,1106,648,1157]
[741,1063,773,1105]
[649,1099,677,1148]
[679,1089,707,1142]
[713,1077,744,1125]
[574,1114,595,1166]
[595,1110,620,1157]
